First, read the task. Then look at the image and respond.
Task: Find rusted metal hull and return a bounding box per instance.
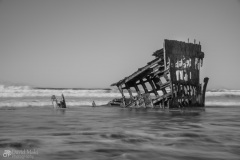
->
[110,39,209,108]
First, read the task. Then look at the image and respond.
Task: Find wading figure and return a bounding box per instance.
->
[92,101,96,107]
[51,94,66,108]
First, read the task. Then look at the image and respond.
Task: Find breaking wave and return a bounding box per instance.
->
[0,84,120,98]
[0,100,110,108]
[206,90,240,97]
[1,84,240,98]
[0,84,240,107]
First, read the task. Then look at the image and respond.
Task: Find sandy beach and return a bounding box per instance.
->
[0,104,240,160]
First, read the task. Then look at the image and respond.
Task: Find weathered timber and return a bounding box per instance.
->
[202,77,209,107]
[110,39,209,108]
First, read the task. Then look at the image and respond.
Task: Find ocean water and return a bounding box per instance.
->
[0,84,240,160]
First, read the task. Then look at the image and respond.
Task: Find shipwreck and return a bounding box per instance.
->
[110,39,209,108]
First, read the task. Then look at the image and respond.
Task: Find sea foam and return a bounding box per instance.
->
[0,84,240,107]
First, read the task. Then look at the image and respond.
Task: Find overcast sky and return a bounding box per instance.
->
[0,0,240,89]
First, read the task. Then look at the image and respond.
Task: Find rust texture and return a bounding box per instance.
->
[110,39,209,108]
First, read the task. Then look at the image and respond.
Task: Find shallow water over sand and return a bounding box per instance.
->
[0,106,240,160]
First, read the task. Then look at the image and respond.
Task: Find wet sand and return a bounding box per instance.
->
[0,106,240,160]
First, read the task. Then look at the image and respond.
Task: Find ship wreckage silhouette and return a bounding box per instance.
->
[109,39,209,108]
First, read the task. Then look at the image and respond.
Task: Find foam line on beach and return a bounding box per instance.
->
[0,101,110,108]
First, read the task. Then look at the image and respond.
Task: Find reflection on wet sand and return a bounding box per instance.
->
[0,106,239,160]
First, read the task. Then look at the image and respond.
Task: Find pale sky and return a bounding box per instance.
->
[0,0,240,89]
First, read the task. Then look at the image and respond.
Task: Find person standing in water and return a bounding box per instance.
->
[92,101,96,107]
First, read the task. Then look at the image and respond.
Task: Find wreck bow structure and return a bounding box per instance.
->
[110,39,209,108]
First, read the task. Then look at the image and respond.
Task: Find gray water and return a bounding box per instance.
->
[0,105,240,160]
